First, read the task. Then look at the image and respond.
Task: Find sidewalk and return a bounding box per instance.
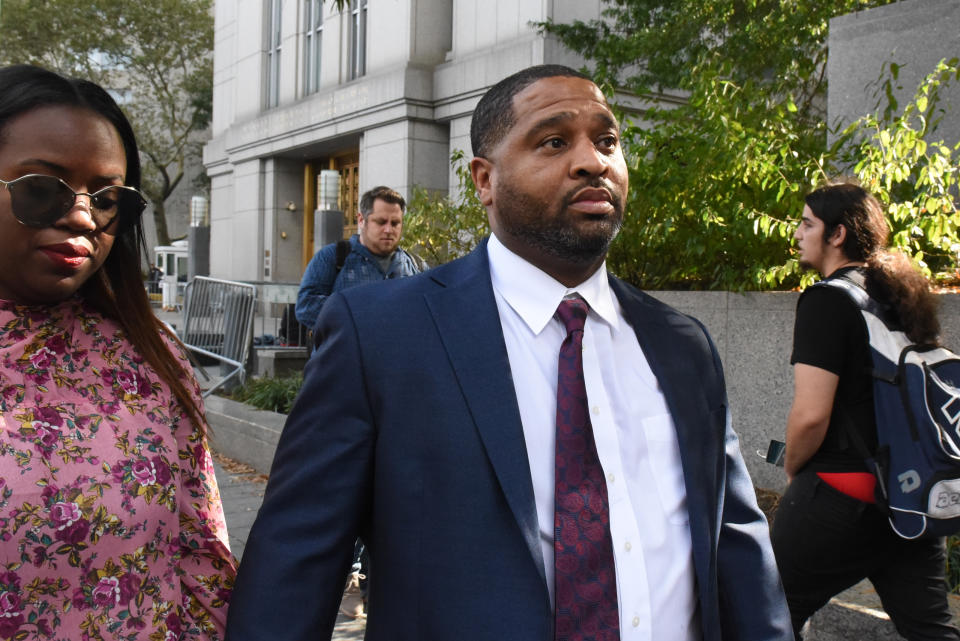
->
[213,453,366,640]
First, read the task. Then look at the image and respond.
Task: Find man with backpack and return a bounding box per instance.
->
[294,184,421,618]
[772,180,959,639]
[295,185,422,335]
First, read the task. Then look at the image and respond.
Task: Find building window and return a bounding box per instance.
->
[304,0,323,94]
[348,0,367,81]
[265,0,283,108]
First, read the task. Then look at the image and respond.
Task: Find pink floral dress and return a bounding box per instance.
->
[0,297,236,641]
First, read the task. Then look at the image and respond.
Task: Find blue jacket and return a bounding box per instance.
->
[295,234,421,331]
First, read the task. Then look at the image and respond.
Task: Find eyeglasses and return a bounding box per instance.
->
[0,173,147,229]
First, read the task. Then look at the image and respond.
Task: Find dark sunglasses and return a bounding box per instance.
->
[0,173,147,229]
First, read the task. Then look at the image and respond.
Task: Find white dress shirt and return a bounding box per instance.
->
[487,234,700,641]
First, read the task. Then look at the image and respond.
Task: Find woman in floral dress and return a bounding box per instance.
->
[0,65,236,641]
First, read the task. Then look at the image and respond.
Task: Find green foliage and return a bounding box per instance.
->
[605,65,834,289]
[0,0,215,246]
[403,150,490,267]
[230,374,304,415]
[606,56,960,290]
[542,0,879,124]
[846,58,960,282]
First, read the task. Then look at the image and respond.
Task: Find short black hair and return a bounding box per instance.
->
[359,185,405,214]
[470,64,593,159]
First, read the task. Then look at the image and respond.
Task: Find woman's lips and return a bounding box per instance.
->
[39,243,90,269]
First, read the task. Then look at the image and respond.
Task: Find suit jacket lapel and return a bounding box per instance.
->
[610,278,720,592]
[424,243,549,597]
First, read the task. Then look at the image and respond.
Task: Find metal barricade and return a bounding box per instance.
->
[247,281,310,348]
[180,276,257,397]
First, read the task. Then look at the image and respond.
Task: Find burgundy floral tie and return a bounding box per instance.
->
[554,299,620,641]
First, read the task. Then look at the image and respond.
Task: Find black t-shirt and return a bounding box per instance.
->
[790,267,876,472]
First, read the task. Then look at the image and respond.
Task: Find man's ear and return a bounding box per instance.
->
[469,157,494,207]
[829,223,847,248]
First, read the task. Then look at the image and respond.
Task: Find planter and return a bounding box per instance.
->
[206,395,284,475]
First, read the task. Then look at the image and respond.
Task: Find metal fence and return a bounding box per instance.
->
[246,281,310,348]
[180,277,258,396]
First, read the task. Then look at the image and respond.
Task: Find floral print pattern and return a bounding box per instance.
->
[0,297,236,641]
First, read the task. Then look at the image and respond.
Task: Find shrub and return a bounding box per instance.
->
[403,150,489,267]
[229,374,304,415]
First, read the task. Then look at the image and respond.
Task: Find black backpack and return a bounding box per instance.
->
[334,239,351,274]
[308,239,353,350]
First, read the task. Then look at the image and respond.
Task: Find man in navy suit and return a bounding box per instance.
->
[226,64,791,641]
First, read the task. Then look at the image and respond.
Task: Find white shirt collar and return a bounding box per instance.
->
[487,232,620,335]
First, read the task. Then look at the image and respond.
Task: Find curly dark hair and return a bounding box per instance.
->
[805,179,939,344]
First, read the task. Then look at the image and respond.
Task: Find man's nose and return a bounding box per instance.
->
[570,139,608,177]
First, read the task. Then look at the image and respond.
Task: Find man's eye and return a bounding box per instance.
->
[543,138,564,149]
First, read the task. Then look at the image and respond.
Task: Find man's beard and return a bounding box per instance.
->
[495,179,624,264]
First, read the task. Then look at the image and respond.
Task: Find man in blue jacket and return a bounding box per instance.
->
[295,185,421,333]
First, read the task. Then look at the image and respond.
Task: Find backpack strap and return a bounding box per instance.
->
[831,401,892,508]
[335,239,351,274]
[810,272,896,507]
[811,272,887,320]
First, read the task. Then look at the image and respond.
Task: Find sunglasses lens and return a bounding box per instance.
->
[90,190,120,212]
[97,187,146,228]
[8,175,75,227]
[115,188,147,216]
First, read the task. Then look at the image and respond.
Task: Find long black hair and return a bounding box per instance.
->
[805,180,939,344]
[0,64,206,432]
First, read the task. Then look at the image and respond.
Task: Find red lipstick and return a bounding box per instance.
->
[39,243,91,269]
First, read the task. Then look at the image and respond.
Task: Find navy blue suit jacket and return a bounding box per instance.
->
[226,241,791,640]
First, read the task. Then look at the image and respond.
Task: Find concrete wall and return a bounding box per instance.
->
[828,0,960,148]
[651,290,960,492]
[208,395,285,475]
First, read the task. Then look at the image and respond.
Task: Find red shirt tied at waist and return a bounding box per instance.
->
[816,472,876,503]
